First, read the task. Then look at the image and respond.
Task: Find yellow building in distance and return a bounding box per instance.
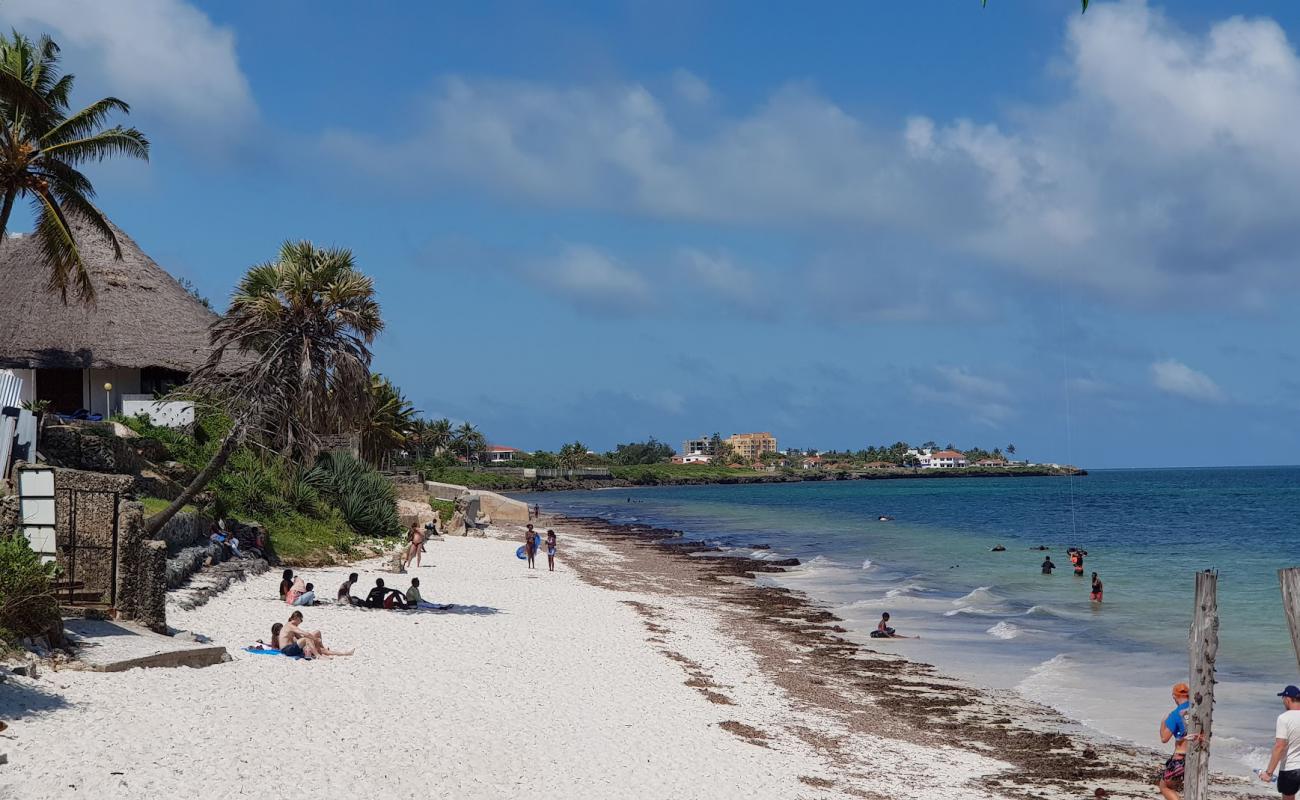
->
[726,432,778,461]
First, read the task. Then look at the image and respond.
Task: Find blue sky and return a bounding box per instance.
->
[5,0,1300,468]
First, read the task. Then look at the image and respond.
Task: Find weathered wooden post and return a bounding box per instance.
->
[1278,568,1300,673]
[1185,569,1218,800]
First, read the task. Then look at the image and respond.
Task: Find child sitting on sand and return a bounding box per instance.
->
[870,612,918,639]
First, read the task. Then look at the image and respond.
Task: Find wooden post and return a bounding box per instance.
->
[1185,570,1218,800]
[1278,568,1300,674]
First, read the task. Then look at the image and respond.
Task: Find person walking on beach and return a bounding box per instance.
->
[1042,556,1056,574]
[1156,682,1192,800]
[1260,685,1300,797]
[545,529,557,572]
[403,521,426,571]
[524,524,538,569]
[1091,572,1104,603]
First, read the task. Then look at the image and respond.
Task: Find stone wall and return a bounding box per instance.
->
[156,511,214,553]
[41,424,143,475]
[0,492,17,537]
[425,481,468,501]
[114,501,168,632]
[388,473,427,502]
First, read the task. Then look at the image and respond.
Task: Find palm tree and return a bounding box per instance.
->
[359,374,418,467]
[426,417,453,457]
[144,241,383,535]
[558,441,588,470]
[452,422,486,465]
[0,32,149,301]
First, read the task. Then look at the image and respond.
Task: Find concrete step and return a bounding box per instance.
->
[62,618,228,672]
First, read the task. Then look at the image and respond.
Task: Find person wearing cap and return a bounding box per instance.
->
[1260,684,1300,797]
[1157,683,1192,799]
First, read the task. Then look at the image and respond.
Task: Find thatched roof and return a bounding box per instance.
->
[0,220,220,371]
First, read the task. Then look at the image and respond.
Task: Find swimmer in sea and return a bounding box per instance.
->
[1042,556,1056,574]
[1091,572,1103,603]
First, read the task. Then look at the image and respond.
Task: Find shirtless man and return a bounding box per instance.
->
[282,610,353,657]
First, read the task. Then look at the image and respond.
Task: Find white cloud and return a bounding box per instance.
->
[912,366,1016,427]
[1150,359,1225,403]
[323,1,1300,312]
[527,244,654,313]
[676,249,772,317]
[671,69,712,106]
[0,0,256,147]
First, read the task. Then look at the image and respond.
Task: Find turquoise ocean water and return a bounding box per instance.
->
[527,468,1300,773]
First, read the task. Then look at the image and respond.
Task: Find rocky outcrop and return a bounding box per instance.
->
[396,498,438,531]
[156,511,213,552]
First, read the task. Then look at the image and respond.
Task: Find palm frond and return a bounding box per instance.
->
[30,189,93,302]
[40,127,150,164]
[39,97,131,146]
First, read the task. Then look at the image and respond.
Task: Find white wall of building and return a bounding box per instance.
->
[85,368,141,417]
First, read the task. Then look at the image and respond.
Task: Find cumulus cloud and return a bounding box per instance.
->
[322,1,1300,312]
[526,244,655,314]
[0,0,256,147]
[1150,359,1225,403]
[671,69,712,105]
[912,366,1016,427]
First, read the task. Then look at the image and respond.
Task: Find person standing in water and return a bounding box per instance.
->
[1091,572,1103,602]
[545,529,557,572]
[1156,682,1192,800]
[1041,556,1056,574]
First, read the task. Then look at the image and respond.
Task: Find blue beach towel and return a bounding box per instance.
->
[244,646,302,659]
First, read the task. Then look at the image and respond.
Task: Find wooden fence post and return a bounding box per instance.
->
[1185,570,1218,800]
[1278,568,1300,674]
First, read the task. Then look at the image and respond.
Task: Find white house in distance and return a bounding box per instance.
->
[926,449,968,468]
[671,453,713,464]
[486,445,526,463]
[0,220,218,426]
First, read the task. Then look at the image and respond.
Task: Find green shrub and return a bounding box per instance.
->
[305,451,400,539]
[0,535,61,644]
[429,498,455,523]
[262,509,356,566]
[420,466,531,491]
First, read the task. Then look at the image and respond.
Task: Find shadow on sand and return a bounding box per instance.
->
[0,678,72,722]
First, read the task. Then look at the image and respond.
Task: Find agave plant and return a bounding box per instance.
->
[304,451,399,539]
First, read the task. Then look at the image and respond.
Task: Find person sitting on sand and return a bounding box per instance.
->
[1157,682,1192,800]
[292,582,318,606]
[282,610,353,657]
[546,529,557,572]
[286,576,306,605]
[1091,572,1103,603]
[405,577,446,609]
[869,612,917,639]
[337,573,361,605]
[1042,557,1056,574]
[279,569,294,601]
[365,578,408,609]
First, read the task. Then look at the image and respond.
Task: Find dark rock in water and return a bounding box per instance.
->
[765,558,801,567]
[750,544,771,550]
[991,545,1006,552]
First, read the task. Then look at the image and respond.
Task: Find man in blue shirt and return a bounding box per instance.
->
[1158,682,1192,800]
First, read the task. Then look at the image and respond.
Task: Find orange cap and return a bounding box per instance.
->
[1173,683,1190,698]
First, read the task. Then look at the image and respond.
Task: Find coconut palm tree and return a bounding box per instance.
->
[0,32,149,301]
[452,422,486,465]
[426,417,453,457]
[144,241,383,535]
[359,374,418,467]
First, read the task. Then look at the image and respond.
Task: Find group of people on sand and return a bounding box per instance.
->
[279,568,444,611]
[1155,682,1300,800]
[522,523,557,571]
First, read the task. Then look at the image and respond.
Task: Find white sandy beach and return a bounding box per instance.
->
[0,527,1017,800]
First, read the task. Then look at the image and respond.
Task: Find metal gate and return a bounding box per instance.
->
[57,488,120,607]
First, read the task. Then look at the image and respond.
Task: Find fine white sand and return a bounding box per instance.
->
[0,530,1006,800]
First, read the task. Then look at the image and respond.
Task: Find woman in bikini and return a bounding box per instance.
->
[404,522,425,570]
[546,529,557,572]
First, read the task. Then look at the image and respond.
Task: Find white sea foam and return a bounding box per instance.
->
[953,586,998,606]
[861,558,873,570]
[986,622,1021,639]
